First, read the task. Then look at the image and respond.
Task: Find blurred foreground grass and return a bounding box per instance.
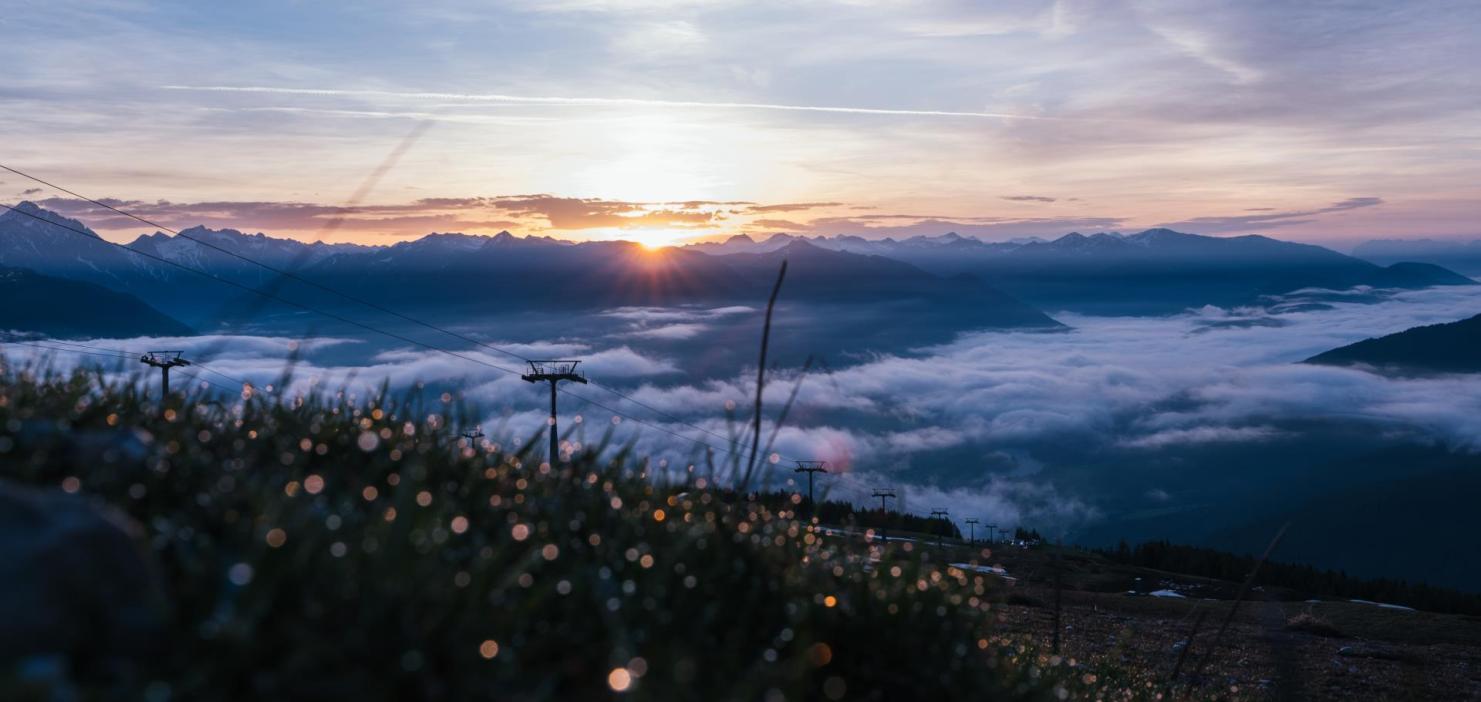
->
[0,367,1135,701]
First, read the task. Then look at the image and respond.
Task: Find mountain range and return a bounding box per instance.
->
[692,230,1475,314]
[1353,238,1481,276]
[0,201,1473,340]
[0,203,1059,336]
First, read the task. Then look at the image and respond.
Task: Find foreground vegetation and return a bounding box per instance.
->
[0,367,1131,701]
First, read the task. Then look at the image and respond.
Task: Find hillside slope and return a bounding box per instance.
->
[1306,313,1481,373]
[0,265,192,338]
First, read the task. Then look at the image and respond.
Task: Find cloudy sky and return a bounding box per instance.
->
[4,0,1480,247]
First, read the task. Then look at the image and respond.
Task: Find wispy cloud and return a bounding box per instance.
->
[1159,197,1384,233]
[161,85,1073,121]
[30,195,745,239]
[1002,195,1057,203]
[742,202,844,214]
[784,213,1128,239]
[1117,425,1284,449]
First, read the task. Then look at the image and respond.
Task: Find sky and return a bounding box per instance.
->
[3,0,1480,248]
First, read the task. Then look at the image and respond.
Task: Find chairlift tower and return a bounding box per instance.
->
[930,508,950,548]
[139,351,190,401]
[793,460,828,520]
[872,488,897,544]
[521,360,587,464]
[964,517,980,544]
[461,426,485,442]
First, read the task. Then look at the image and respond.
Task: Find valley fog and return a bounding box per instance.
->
[16,283,1481,588]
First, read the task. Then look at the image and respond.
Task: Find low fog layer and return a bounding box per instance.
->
[8,285,1481,584]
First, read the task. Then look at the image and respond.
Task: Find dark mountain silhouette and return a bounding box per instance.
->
[0,203,1059,334]
[1305,313,1481,373]
[711,241,1058,329]
[3,201,1465,327]
[0,265,191,338]
[985,228,1472,314]
[299,236,1060,330]
[691,229,1474,314]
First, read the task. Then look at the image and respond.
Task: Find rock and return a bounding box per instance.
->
[0,480,163,665]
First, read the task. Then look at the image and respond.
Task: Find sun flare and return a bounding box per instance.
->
[623,227,685,250]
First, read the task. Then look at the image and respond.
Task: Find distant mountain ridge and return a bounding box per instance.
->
[0,203,1060,336]
[297,235,1062,331]
[1353,238,1481,276]
[692,228,1474,314]
[1,200,1469,336]
[127,226,374,273]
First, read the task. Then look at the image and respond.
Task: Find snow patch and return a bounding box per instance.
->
[1350,599,1415,612]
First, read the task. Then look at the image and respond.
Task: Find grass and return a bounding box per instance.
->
[0,366,1138,701]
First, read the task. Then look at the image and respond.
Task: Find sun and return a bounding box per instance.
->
[624,227,685,250]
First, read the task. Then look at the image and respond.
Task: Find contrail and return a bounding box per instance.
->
[161,84,1065,121]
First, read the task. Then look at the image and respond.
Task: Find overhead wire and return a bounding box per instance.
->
[7,337,254,388]
[0,339,239,393]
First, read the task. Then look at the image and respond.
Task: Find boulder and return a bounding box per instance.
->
[0,480,162,665]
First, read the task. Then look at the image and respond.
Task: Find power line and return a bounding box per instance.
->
[173,371,241,394]
[191,363,254,387]
[180,122,433,373]
[0,340,239,393]
[2,340,134,360]
[3,336,253,388]
[4,337,134,358]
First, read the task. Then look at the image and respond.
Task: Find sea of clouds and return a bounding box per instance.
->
[7,285,1481,534]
